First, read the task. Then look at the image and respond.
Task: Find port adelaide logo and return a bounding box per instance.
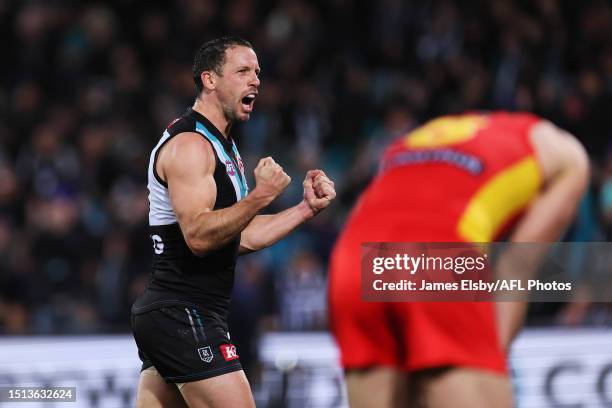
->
[225,160,236,176]
[197,346,214,363]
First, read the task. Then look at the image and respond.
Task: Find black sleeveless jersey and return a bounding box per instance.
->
[132,108,249,319]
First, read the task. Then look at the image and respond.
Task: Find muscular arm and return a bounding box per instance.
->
[512,121,590,241]
[239,202,313,254]
[159,132,273,256]
[496,121,590,349]
[239,170,336,254]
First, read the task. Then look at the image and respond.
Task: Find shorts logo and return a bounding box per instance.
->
[151,235,164,255]
[225,160,236,176]
[197,347,214,363]
[220,344,239,361]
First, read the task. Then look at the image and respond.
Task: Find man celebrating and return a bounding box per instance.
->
[131,36,336,408]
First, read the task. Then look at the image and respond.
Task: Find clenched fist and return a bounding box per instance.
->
[303,169,336,217]
[252,157,291,205]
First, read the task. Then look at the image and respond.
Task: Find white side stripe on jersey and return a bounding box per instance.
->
[148,130,178,226]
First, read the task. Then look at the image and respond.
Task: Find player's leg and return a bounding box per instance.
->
[345,367,409,408]
[329,238,410,406]
[136,366,188,408]
[412,367,512,408]
[132,306,247,408]
[400,302,510,407]
[178,370,255,408]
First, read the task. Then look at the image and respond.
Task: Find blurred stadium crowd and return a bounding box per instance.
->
[0,0,611,369]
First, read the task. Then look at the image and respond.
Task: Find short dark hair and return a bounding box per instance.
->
[193,36,253,94]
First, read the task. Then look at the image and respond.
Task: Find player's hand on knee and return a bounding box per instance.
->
[253,157,291,203]
[303,169,336,216]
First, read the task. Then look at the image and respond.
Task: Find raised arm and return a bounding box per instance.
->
[496,121,590,349]
[158,132,290,256]
[239,170,336,254]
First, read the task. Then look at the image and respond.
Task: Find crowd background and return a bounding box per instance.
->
[0,0,611,378]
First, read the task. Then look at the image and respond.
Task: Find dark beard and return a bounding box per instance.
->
[223,99,250,123]
[222,105,238,122]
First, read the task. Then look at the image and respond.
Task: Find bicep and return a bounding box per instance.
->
[529,120,590,186]
[160,133,217,228]
[510,122,590,241]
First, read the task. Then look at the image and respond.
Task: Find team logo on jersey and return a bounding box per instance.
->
[220,344,239,361]
[198,346,214,363]
[151,234,164,254]
[405,115,487,148]
[225,160,236,176]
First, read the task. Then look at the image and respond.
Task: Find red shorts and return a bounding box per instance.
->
[328,232,507,375]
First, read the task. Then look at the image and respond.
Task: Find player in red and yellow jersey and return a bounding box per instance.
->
[328,112,589,407]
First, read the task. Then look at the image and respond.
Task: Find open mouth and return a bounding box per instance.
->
[241,93,257,111]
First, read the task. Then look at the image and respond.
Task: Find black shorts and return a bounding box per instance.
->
[131,305,242,383]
